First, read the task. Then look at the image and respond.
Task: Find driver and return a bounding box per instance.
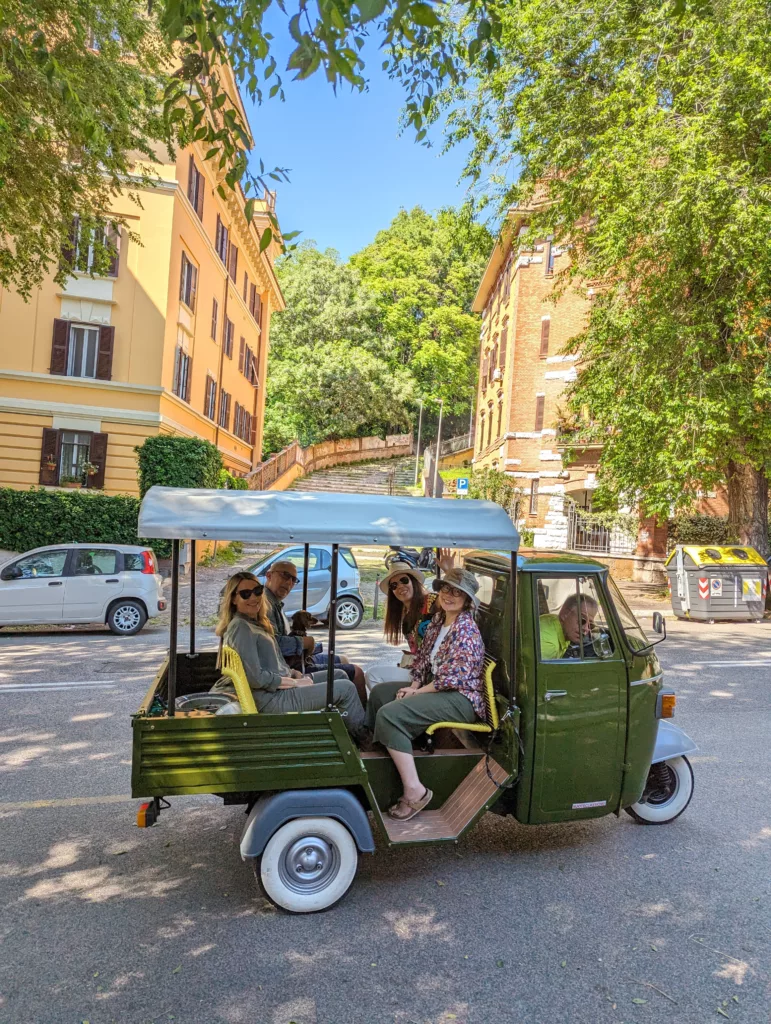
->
[540,593,599,659]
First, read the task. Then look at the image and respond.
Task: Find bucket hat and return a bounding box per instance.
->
[432,567,480,607]
[379,561,426,595]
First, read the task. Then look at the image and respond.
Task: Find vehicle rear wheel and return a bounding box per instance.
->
[107,599,147,636]
[335,597,363,630]
[625,756,694,825]
[257,816,358,913]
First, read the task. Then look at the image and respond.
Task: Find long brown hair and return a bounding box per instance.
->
[384,580,427,646]
[215,572,274,638]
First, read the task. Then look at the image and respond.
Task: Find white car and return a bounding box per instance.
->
[0,543,166,635]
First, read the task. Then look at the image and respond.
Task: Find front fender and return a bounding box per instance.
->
[652,720,698,764]
[240,788,375,861]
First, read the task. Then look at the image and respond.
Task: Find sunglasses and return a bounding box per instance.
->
[389,575,413,590]
[236,583,264,600]
[275,570,298,585]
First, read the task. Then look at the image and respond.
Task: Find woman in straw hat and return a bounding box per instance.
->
[364,568,486,821]
[364,551,454,691]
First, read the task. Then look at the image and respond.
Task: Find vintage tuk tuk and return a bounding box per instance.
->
[132,488,697,913]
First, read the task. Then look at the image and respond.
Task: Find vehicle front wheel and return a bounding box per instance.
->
[257,816,358,913]
[335,597,363,630]
[625,756,694,825]
[107,599,147,636]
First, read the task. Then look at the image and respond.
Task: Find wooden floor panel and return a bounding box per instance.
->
[383,757,509,844]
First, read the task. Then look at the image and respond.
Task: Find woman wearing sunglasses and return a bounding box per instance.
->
[363,551,454,692]
[364,568,486,820]
[211,572,366,736]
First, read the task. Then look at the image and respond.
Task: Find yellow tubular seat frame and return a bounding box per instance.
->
[220,645,258,715]
[425,656,499,737]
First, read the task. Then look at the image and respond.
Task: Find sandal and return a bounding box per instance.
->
[387,788,433,821]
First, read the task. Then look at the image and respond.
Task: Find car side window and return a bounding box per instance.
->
[319,548,332,571]
[280,550,319,572]
[536,575,617,661]
[73,549,118,575]
[8,550,69,579]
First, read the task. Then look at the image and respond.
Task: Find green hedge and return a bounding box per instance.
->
[0,488,142,553]
[135,435,222,496]
[668,513,734,547]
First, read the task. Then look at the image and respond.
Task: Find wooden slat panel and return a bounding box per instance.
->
[383,758,509,844]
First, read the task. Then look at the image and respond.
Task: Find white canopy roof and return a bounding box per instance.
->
[138,487,519,550]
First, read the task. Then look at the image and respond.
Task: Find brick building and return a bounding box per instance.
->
[471,210,607,550]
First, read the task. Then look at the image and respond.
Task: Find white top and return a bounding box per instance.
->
[137,487,520,550]
[430,625,451,673]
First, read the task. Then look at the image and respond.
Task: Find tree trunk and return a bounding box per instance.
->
[726,461,770,560]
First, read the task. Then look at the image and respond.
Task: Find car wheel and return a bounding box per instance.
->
[335,597,363,630]
[625,756,694,825]
[107,599,147,636]
[256,816,359,913]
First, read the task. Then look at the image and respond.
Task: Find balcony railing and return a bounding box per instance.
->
[439,432,474,457]
[555,425,611,450]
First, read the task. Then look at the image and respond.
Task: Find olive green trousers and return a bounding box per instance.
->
[365,681,478,754]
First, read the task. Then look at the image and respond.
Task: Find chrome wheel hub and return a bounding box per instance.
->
[279,835,340,894]
[337,602,359,626]
[114,605,141,632]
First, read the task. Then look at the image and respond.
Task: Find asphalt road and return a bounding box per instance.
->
[0,617,769,1024]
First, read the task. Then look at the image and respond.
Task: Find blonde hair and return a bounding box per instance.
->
[215,572,274,638]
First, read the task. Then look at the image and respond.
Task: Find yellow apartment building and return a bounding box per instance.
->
[0,70,284,495]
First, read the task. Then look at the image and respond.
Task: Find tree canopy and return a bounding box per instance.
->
[264,209,491,455]
[1,0,490,296]
[394,0,771,553]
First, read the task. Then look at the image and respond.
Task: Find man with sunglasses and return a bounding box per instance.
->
[264,560,367,703]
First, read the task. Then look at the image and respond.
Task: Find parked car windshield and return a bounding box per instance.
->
[606,576,650,651]
[341,548,357,568]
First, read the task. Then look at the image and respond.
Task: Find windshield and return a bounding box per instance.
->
[606,576,650,651]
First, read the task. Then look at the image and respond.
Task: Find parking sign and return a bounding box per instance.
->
[456,477,469,495]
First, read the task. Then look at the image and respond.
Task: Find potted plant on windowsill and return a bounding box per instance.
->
[60,474,83,489]
[43,456,57,472]
[83,461,99,480]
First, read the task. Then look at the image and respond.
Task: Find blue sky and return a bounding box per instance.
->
[243,46,473,259]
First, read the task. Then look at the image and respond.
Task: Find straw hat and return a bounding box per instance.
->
[432,567,480,607]
[379,561,426,595]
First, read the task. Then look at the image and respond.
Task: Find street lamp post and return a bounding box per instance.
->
[432,399,444,499]
[414,399,424,486]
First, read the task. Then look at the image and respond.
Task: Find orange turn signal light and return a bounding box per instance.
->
[660,694,676,718]
[137,801,156,828]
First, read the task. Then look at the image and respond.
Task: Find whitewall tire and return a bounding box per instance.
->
[626,756,694,825]
[257,816,358,913]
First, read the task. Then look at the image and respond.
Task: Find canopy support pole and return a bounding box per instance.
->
[326,543,339,709]
[509,550,518,708]
[167,539,180,716]
[302,543,309,610]
[189,540,196,656]
[435,547,441,580]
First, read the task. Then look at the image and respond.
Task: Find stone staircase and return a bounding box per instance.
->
[288,456,416,496]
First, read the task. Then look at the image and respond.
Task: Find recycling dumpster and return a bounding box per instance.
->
[666,545,768,622]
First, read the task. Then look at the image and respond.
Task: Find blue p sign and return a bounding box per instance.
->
[456,477,469,494]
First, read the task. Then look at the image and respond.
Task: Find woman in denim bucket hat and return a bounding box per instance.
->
[364,567,486,821]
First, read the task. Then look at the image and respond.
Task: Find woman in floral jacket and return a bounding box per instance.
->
[364,568,486,821]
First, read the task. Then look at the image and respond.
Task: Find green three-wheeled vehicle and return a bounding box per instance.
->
[132,488,696,912]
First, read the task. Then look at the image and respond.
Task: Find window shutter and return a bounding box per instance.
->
[184,356,192,403]
[196,172,204,220]
[228,243,238,282]
[254,291,262,324]
[238,337,245,373]
[188,156,195,204]
[215,216,222,260]
[500,324,508,367]
[250,414,257,448]
[211,298,218,340]
[189,263,197,311]
[50,319,69,375]
[106,225,120,277]
[243,272,248,302]
[60,217,78,272]
[96,326,115,380]
[87,432,108,489]
[39,428,61,485]
[534,394,545,432]
[530,479,539,514]
[540,319,550,357]
[179,253,187,302]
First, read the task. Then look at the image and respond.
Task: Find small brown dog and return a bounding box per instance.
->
[285,610,323,673]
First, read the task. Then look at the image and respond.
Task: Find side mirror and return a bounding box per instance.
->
[1,566,22,581]
[652,612,665,635]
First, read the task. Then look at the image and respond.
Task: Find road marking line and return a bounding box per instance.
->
[0,794,133,810]
[0,681,120,692]
[666,660,771,668]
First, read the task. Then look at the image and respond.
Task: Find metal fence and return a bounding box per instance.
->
[567,505,636,555]
[439,432,473,457]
